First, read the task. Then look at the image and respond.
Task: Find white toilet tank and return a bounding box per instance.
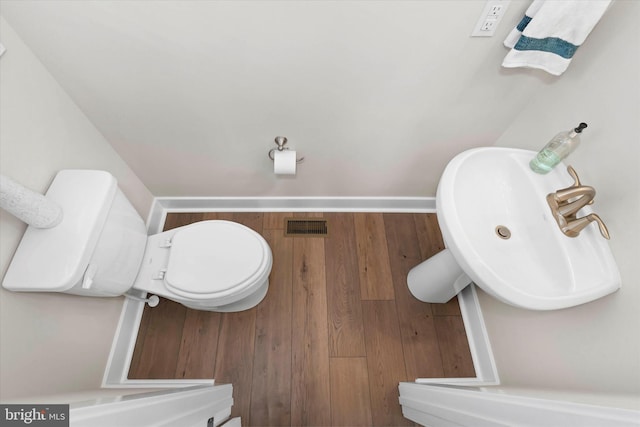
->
[84,186,148,296]
[2,170,148,297]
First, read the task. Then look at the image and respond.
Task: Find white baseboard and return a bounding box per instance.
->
[416,284,499,386]
[147,196,436,232]
[112,196,496,388]
[103,285,496,389]
[102,296,215,388]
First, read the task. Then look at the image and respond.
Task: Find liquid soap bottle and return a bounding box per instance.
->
[530,122,588,174]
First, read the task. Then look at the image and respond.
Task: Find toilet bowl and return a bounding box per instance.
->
[133,220,272,312]
[2,170,273,312]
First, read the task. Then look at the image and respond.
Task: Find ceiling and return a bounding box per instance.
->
[1,0,553,197]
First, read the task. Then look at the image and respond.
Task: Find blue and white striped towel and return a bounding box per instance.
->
[502,0,611,76]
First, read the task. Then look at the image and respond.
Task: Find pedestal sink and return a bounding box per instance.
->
[408,147,620,310]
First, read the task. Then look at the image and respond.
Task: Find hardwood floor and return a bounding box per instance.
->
[129,212,475,426]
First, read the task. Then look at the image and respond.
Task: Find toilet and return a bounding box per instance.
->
[2,170,273,312]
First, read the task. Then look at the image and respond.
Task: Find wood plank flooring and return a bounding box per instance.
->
[129,212,475,426]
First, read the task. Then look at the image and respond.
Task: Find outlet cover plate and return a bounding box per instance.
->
[471,0,510,37]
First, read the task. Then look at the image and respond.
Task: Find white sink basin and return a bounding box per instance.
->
[435,147,620,310]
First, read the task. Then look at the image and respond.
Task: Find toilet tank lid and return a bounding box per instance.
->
[2,170,117,292]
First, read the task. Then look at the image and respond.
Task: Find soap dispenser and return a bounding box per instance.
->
[530,122,588,174]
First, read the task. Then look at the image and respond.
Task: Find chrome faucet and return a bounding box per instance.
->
[546,166,610,239]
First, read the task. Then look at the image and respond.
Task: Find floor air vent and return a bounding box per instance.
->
[284,218,329,237]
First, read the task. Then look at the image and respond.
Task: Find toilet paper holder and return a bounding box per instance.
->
[268,136,304,163]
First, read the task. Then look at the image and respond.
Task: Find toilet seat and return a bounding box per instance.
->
[133,220,272,311]
[164,221,270,300]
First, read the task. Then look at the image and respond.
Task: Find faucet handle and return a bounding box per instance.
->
[588,213,610,240]
[565,166,594,205]
[562,213,611,239]
[567,165,581,186]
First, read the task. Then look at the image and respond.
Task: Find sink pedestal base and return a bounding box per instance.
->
[408,249,471,303]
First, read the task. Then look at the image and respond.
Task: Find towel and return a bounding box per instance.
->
[502,0,611,76]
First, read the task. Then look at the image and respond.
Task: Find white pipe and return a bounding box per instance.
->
[0,174,63,228]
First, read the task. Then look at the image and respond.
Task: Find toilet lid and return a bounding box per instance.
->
[165,221,268,297]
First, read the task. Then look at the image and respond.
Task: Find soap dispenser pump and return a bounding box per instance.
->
[530,122,588,174]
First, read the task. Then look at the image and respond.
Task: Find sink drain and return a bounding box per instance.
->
[495,225,511,239]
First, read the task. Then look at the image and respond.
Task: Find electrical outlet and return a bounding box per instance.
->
[481,19,497,32]
[488,5,504,17]
[471,0,510,37]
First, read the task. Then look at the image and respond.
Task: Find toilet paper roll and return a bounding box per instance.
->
[273,150,297,175]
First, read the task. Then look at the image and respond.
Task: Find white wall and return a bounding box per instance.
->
[0,0,539,198]
[0,18,154,400]
[486,0,640,400]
